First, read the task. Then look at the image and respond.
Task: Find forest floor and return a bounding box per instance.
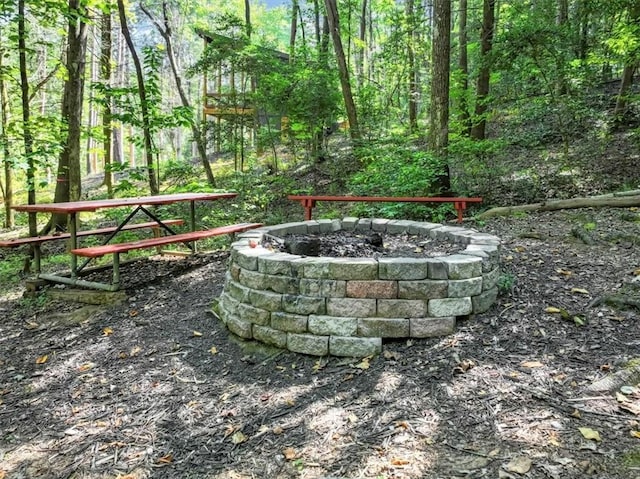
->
[2,130,640,478]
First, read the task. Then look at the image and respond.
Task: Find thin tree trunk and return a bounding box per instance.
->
[0,36,13,228]
[458,0,471,135]
[49,0,89,232]
[614,3,640,122]
[427,0,451,192]
[407,0,418,132]
[117,0,159,195]
[325,0,360,140]
[140,2,216,187]
[18,0,37,238]
[355,0,367,88]
[470,0,496,140]
[101,4,114,197]
[290,0,298,61]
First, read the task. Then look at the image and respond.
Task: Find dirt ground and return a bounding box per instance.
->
[1,208,640,479]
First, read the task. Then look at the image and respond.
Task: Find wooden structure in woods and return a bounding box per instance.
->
[196,29,289,126]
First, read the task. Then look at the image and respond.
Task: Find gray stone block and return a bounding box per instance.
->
[448,277,483,298]
[442,254,482,279]
[428,297,473,317]
[398,280,448,300]
[233,247,266,271]
[410,317,456,338]
[236,302,270,325]
[326,298,376,317]
[341,217,359,231]
[372,218,390,231]
[306,221,322,233]
[386,220,415,234]
[253,325,287,348]
[308,315,358,336]
[271,311,308,333]
[287,333,329,356]
[316,219,342,232]
[482,268,500,291]
[219,292,239,316]
[282,294,326,315]
[378,258,429,280]
[238,269,269,290]
[408,222,440,235]
[292,257,330,279]
[248,289,283,311]
[330,336,381,357]
[226,315,253,339]
[358,317,410,337]
[427,258,448,280]
[355,218,372,231]
[258,253,299,275]
[472,287,498,314]
[299,279,347,298]
[328,258,379,280]
[377,299,428,318]
[227,280,250,302]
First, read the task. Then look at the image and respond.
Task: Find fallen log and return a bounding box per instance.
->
[477,195,640,220]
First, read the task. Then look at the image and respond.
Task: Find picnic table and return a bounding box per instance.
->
[10,192,261,291]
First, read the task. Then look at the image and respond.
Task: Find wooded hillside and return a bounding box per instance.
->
[1,0,640,229]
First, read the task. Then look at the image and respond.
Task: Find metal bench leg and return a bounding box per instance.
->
[112,252,121,289]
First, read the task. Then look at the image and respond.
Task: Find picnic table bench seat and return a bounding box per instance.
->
[0,219,185,248]
[71,222,263,258]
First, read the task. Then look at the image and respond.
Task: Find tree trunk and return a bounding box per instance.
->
[613,3,640,123]
[470,0,496,140]
[458,0,471,135]
[49,0,89,232]
[101,5,114,197]
[427,0,451,192]
[477,195,640,220]
[140,2,216,187]
[117,0,159,195]
[325,0,360,140]
[290,0,298,61]
[0,35,14,228]
[407,0,418,132]
[356,0,367,88]
[18,0,37,237]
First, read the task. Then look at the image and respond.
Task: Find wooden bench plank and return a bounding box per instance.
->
[71,223,263,258]
[0,220,185,248]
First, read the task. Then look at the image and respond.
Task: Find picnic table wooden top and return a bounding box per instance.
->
[12,192,238,214]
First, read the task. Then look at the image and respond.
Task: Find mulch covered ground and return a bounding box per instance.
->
[1,208,640,479]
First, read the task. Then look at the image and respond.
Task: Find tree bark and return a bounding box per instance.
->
[140,2,216,187]
[117,0,159,195]
[18,0,37,237]
[0,34,13,228]
[613,3,640,123]
[325,0,360,140]
[470,0,496,140]
[458,0,471,135]
[407,0,418,132]
[427,0,451,192]
[101,4,114,197]
[477,195,640,220]
[49,0,89,232]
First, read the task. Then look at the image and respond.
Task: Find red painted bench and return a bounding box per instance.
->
[56,222,263,291]
[0,220,185,248]
[287,195,483,223]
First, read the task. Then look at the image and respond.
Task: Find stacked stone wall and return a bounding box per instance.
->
[217,218,501,357]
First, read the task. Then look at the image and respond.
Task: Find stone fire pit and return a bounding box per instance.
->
[217,218,501,357]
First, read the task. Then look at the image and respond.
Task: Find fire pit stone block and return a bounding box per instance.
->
[217,218,501,357]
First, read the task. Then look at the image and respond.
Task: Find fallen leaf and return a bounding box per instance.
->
[157,453,173,464]
[231,431,247,444]
[579,427,602,442]
[391,457,410,466]
[545,307,561,314]
[383,350,402,360]
[129,310,138,317]
[521,360,544,368]
[505,456,532,474]
[210,346,218,355]
[193,331,203,337]
[571,288,590,295]
[257,425,269,434]
[130,346,141,356]
[283,447,297,460]
[102,327,113,336]
[631,430,640,438]
[285,397,296,407]
[36,354,48,364]
[312,359,326,372]
[573,315,586,326]
[347,413,358,423]
[355,357,370,370]
[616,392,628,402]
[619,402,640,416]
[514,246,526,253]
[557,268,573,276]
[273,425,284,435]
[78,362,94,372]
[118,352,128,359]
[0,470,6,479]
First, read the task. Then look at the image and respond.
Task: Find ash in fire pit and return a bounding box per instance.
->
[268,231,465,258]
[218,218,502,357]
